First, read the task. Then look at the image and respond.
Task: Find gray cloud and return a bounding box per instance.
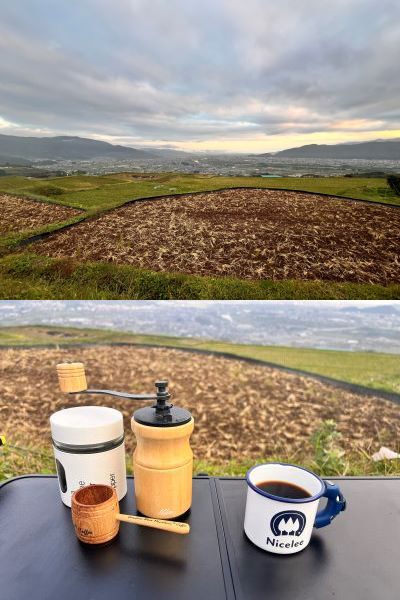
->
[0,0,399,148]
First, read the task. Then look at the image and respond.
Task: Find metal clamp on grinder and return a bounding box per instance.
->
[56,362,194,519]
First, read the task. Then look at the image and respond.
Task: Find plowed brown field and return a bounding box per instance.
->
[32,189,400,284]
[0,194,81,235]
[1,346,398,460]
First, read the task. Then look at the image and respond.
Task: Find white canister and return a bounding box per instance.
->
[244,463,346,555]
[50,406,127,507]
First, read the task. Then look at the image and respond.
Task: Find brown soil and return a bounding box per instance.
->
[0,194,81,236]
[32,189,400,284]
[1,346,398,461]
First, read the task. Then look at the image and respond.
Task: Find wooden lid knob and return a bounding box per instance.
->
[56,362,87,393]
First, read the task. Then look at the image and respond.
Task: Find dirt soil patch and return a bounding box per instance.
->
[0,194,81,236]
[32,189,400,284]
[1,346,398,461]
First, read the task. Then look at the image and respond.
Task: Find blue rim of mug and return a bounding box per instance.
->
[246,462,326,504]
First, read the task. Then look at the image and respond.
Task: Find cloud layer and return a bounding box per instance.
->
[1,0,400,151]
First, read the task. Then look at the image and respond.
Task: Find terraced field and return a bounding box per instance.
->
[1,345,399,461]
[32,188,400,284]
[0,193,81,235]
[1,173,399,298]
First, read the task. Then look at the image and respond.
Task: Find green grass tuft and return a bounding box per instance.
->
[2,421,399,482]
[1,252,399,300]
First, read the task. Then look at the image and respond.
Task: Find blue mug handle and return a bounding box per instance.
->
[314,480,346,528]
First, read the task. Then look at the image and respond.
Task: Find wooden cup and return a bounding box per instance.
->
[71,484,190,544]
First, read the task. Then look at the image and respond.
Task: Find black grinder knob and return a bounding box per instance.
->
[134,380,192,427]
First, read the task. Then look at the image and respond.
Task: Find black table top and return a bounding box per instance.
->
[1,475,400,600]
[0,475,233,600]
[216,477,400,600]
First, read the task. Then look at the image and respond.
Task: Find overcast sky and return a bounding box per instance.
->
[1,0,399,152]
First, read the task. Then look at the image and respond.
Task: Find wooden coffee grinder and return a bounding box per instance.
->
[57,362,194,520]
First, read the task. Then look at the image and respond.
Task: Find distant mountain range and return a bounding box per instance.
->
[0,134,155,161]
[2,133,400,168]
[262,139,400,160]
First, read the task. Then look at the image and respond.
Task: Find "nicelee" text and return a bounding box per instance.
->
[266,537,304,549]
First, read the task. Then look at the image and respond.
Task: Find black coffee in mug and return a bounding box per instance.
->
[256,480,311,499]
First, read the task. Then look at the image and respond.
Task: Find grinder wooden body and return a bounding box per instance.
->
[132,417,194,519]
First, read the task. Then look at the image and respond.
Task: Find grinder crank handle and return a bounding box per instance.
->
[76,389,156,400]
[56,362,167,400]
[116,513,190,534]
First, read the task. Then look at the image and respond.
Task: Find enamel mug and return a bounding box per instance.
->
[244,463,346,554]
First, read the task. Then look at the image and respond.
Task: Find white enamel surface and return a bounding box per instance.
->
[244,464,323,555]
[53,442,127,507]
[50,406,124,445]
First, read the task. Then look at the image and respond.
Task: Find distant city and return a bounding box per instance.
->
[1,134,399,178]
[1,301,399,354]
[15,155,400,178]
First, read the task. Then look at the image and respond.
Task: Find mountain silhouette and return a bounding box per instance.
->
[262,140,400,160]
[0,134,156,161]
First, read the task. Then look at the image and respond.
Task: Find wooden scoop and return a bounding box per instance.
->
[71,484,190,544]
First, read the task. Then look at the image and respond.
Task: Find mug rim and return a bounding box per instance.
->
[246,462,326,504]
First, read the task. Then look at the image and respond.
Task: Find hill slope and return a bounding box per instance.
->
[269,140,400,160]
[0,326,399,395]
[0,134,154,161]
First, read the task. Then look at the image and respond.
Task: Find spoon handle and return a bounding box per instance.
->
[116,513,190,534]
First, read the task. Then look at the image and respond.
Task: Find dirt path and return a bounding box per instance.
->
[1,346,398,460]
[0,194,81,235]
[31,189,400,284]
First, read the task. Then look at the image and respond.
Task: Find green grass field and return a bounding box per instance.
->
[1,325,399,395]
[1,173,399,299]
[185,340,400,395]
[2,253,399,300]
[2,436,400,481]
[1,173,398,211]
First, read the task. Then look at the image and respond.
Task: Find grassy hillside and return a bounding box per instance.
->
[1,173,399,300]
[2,173,397,249]
[1,325,398,395]
[0,173,398,211]
[1,253,399,300]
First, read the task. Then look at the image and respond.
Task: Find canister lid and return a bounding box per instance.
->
[50,406,124,445]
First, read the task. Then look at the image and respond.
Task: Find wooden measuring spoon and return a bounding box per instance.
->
[71,484,190,544]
